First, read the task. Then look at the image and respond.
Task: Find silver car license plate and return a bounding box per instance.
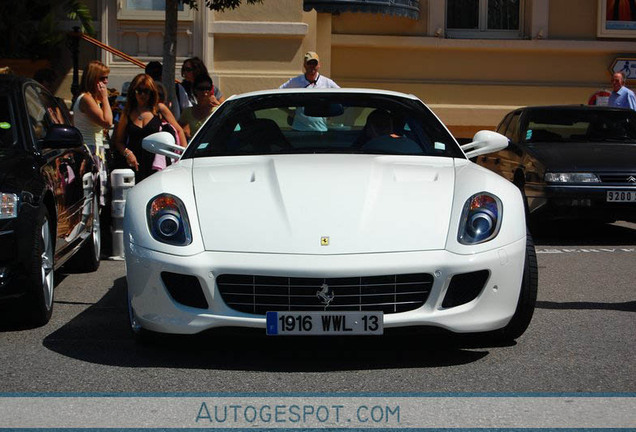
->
[266,311,383,335]
[606,191,636,202]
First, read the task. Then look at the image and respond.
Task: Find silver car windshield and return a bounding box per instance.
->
[186,93,464,159]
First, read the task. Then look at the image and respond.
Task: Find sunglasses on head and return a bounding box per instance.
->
[195,85,212,92]
[135,88,150,95]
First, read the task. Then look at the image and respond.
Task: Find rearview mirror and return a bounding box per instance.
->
[303,103,344,117]
[142,132,183,160]
[461,130,508,159]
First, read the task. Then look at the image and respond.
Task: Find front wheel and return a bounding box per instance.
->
[489,233,539,342]
[21,206,55,326]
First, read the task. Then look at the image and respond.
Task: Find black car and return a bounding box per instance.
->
[0,75,101,326]
[477,105,636,223]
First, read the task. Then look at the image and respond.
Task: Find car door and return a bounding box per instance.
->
[477,112,511,174]
[23,84,92,258]
[497,111,526,184]
[479,111,523,184]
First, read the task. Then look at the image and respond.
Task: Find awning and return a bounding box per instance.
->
[304,0,420,20]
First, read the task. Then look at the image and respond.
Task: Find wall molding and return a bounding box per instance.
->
[210,21,308,37]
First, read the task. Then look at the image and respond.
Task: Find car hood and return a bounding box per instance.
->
[530,142,636,171]
[0,149,27,189]
[192,155,456,254]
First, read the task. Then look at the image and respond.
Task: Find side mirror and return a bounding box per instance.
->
[40,125,83,149]
[303,103,344,117]
[461,130,508,159]
[142,131,183,160]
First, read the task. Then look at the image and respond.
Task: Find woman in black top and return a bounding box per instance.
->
[114,74,186,183]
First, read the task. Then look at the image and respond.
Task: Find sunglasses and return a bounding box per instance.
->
[182,67,194,73]
[195,85,212,92]
[99,76,109,82]
[135,88,151,95]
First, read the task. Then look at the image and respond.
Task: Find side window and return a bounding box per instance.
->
[446,0,523,39]
[38,90,67,125]
[497,113,513,135]
[504,112,521,142]
[24,86,49,141]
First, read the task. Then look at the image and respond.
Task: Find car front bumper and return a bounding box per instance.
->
[0,226,26,301]
[532,185,636,222]
[125,236,527,335]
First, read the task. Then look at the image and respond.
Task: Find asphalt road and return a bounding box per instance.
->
[1,221,635,393]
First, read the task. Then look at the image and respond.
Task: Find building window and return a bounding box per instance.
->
[446,0,522,39]
[117,0,193,20]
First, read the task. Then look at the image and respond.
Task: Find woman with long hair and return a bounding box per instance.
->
[178,74,220,140]
[114,74,186,183]
[71,60,113,204]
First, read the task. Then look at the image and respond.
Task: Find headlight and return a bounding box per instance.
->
[458,193,502,245]
[544,172,600,183]
[147,194,192,246]
[0,193,18,219]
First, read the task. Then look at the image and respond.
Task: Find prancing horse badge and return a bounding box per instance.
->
[321,236,329,246]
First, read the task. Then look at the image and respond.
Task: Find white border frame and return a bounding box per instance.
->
[597,0,636,38]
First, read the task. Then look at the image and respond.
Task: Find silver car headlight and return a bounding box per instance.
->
[458,192,503,245]
[0,193,19,219]
[544,172,600,183]
[147,194,192,246]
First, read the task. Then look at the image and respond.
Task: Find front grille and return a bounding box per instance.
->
[598,173,636,184]
[216,273,434,315]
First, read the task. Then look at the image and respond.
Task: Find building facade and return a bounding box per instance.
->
[80,0,636,138]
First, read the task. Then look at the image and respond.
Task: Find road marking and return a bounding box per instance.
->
[537,247,636,254]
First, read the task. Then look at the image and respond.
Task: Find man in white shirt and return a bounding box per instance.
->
[280,51,340,131]
[608,72,636,111]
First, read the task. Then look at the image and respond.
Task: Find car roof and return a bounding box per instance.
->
[518,104,633,113]
[224,87,421,102]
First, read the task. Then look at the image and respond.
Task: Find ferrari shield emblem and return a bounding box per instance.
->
[321,236,330,246]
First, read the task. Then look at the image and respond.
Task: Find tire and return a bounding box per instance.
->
[21,206,55,326]
[66,194,101,272]
[489,233,539,342]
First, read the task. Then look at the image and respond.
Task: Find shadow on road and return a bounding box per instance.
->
[537,300,636,312]
[532,220,636,246]
[42,277,494,371]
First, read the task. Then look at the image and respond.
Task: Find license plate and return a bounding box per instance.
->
[266,311,383,335]
[606,191,636,202]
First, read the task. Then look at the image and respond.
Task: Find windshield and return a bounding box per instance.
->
[185,92,464,159]
[0,95,17,149]
[523,109,636,144]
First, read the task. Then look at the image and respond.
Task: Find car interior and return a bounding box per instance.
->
[192,98,461,159]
